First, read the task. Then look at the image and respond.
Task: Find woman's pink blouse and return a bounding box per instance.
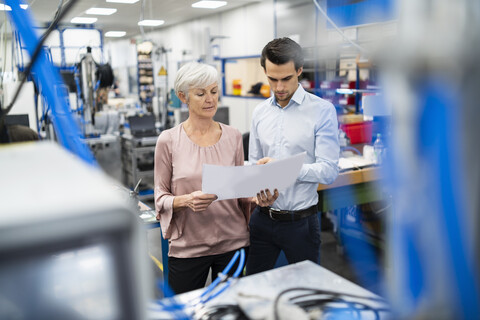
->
[154,122,251,258]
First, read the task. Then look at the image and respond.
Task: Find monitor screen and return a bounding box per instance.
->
[0,239,124,319]
[128,114,157,137]
[5,114,30,127]
[60,70,77,93]
[179,106,229,125]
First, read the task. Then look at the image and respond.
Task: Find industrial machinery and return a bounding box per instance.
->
[0,142,151,320]
[75,46,115,138]
[77,46,97,137]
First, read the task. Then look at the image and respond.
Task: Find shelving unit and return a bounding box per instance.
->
[301,47,377,114]
[137,41,155,113]
[121,134,156,200]
[219,50,376,114]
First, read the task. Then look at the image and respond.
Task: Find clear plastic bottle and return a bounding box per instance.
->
[373,133,385,165]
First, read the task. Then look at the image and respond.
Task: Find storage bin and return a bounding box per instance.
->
[339,121,373,144]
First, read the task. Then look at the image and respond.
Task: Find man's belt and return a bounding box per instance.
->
[259,205,317,221]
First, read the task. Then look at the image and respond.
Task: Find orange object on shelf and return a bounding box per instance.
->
[260,84,271,97]
[232,79,242,95]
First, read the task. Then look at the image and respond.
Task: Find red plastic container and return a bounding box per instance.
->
[340,121,373,144]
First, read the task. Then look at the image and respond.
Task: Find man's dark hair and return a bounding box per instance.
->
[260,37,304,71]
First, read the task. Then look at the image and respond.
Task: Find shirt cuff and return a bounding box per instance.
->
[297,165,308,181]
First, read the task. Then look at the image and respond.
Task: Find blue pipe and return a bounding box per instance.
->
[153,249,245,317]
[232,248,245,278]
[6,0,97,166]
[201,248,246,303]
[199,250,240,300]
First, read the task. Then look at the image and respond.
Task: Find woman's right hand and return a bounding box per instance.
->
[186,191,218,212]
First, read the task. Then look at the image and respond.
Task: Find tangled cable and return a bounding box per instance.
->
[273,287,390,320]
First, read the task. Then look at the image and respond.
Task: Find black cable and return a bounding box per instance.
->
[273,287,389,320]
[299,295,389,320]
[293,296,363,319]
[0,0,77,124]
[0,100,10,143]
[196,304,249,320]
[295,297,388,320]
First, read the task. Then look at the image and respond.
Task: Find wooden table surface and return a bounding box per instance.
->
[318,166,381,191]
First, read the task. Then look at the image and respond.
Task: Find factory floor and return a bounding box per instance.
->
[144,208,384,297]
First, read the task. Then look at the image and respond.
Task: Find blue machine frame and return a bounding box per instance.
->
[6,0,96,166]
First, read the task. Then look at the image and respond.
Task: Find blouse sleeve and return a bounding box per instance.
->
[234,130,253,223]
[154,130,176,239]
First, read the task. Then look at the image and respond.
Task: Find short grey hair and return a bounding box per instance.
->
[174,62,218,98]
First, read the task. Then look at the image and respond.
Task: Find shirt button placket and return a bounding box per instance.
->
[276,108,284,158]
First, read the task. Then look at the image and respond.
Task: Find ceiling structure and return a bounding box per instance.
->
[1,0,260,40]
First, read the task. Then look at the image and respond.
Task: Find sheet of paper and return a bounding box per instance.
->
[202,152,306,200]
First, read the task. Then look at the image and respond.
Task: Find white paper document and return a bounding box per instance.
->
[202,152,306,200]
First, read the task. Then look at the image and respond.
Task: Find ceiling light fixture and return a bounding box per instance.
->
[105,31,126,38]
[138,19,164,27]
[20,4,28,9]
[106,0,139,3]
[192,1,227,9]
[71,17,98,24]
[86,8,117,15]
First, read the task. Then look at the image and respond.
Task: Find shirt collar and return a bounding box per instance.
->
[271,83,306,109]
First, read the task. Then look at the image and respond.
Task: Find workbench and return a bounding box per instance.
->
[148,260,390,319]
[317,166,383,212]
[317,166,387,256]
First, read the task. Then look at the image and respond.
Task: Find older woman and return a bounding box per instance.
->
[154,62,277,294]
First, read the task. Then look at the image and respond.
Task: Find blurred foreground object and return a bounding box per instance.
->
[380,0,480,318]
[0,142,150,320]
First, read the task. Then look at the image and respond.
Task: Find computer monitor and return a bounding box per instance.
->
[60,70,77,93]
[5,114,30,127]
[214,106,230,125]
[0,142,151,320]
[128,114,157,137]
[179,106,230,125]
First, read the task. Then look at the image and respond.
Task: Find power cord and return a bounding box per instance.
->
[196,304,249,320]
[273,287,390,320]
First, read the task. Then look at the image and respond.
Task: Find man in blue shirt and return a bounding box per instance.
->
[246,37,340,275]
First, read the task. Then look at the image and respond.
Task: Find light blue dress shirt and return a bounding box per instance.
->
[249,84,340,211]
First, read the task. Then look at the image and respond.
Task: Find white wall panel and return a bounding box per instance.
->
[221,1,274,57]
[106,40,137,68]
[3,81,38,131]
[222,96,264,134]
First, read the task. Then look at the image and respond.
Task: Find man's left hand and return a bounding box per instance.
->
[257,157,275,165]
